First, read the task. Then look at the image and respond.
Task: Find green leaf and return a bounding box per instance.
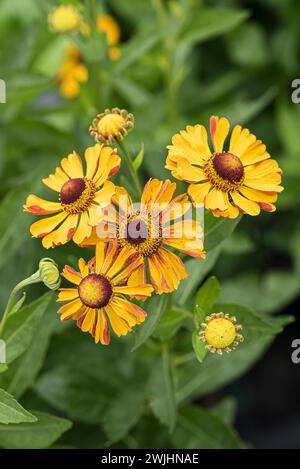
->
[174,247,221,307]
[179,8,249,46]
[132,295,169,351]
[149,347,176,432]
[2,292,53,364]
[8,292,26,316]
[204,212,241,252]
[210,396,237,426]
[111,21,176,74]
[100,388,145,445]
[0,388,36,424]
[219,271,300,314]
[194,276,221,324]
[174,406,241,449]
[153,307,188,342]
[113,78,151,108]
[132,143,145,171]
[0,295,58,398]
[0,188,32,270]
[177,306,292,403]
[192,331,207,363]
[0,411,72,449]
[227,23,269,67]
[0,365,7,374]
[36,331,147,426]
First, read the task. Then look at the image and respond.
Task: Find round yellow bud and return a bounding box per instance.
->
[97,114,126,138]
[199,312,243,355]
[48,5,82,34]
[89,108,134,144]
[39,258,61,290]
[204,318,236,349]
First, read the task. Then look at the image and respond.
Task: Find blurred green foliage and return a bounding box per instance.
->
[0,0,299,449]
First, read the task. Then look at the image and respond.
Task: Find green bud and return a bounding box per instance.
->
[39,258,61,290]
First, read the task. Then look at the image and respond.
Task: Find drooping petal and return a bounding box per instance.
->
[113,284,153,297]
[73,211,92,245]
[105,304,132,337]
[205,188,228,211]
[231,191,260,216]
[61,265,82,285]
[30,211,68,238]
[188,182,211,205]
[57,288,79,302]
[24,195,62,215]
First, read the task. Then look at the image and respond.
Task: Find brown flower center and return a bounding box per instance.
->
[204,152,244,192]
[60,178,85,204]
[78,273,112,309]
[118,212,162,257]
[60,177,96,214]
[125,218,148,245]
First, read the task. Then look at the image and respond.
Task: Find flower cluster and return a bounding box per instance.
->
[24,109,283,349]
[51,6,122,99]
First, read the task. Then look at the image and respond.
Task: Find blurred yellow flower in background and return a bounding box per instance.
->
[81,14,121,61]
[166,116,284,218]
[57,44,88,99]
[48,4,82,34]
[57,242,153,345]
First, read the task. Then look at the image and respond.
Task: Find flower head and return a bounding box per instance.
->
[80,14,121,61]
[57,44,88,99]
[97,14,121,46]
[82,179,205,294]
[39,258,61,290]
[199,312,243,355]
[24,144,120,248]
[48,5,82,34]
[166,116,283,218]
[89,108,134,145]
[57,242,153,345]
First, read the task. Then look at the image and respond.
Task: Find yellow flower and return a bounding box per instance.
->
[166,116,284,218]
[80,14,121,61]
[82,179,205,294]
[97,14,121,46]
[57,44,88,99]
[57,242,153,345]
[89,108,134,145]
[48,5,82,34]
[24,144,121,249]
[199,312,243,355]
[108,46,121,61]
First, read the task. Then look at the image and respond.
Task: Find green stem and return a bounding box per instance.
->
[173,351,196,366]
[0,272,41,337]
[118,140,142,198]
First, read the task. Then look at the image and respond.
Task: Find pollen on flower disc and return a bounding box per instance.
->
[213,152,244,183]
[60,178,86,204]
[78,274,113,309]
